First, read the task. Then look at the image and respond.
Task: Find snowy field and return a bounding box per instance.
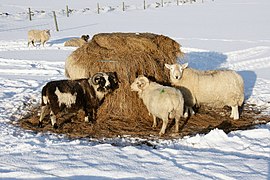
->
[0,0,270,179]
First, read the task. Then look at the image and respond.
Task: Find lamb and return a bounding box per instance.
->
[165,63,244,120]
[38,72,119,129]
[28,29,51,47]
[64,35,90,47]
[131,75,185,135]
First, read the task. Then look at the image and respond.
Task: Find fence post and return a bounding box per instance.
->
[53,11,59,32]
[123,2,125,11]
[66,5,69,17]
[144,0,146,9]
[97,3,100,14]
[28,8,32,21]
[161,0,164,7]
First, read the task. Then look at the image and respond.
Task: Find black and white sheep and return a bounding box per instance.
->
[131,75,185,136]
[28,30,51,47]
[38,72,119,129]
[165,63,244,120]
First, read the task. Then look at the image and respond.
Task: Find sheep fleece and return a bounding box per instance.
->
[171,68,244,108]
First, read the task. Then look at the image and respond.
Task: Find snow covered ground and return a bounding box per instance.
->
[0,0,269,179]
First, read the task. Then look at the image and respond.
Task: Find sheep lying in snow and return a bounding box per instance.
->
[165,63,244,120]
[28,29,51,47]
[131,75,185,135]
[39,72,119,129]
[64,35,89,47]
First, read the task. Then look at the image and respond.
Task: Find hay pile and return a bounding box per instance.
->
[84,33,182,137]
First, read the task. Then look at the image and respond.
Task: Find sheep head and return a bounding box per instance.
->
[130,75,150,94]
[165,63,188,80]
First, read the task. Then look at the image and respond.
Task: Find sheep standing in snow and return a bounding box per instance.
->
[64,35,90,47]
[28,30,51,47]
[131,75,185,135]
[165,63,244,120]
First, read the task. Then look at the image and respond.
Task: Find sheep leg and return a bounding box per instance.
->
[231,106,239,120]
[152,115,157,128]
[38,105,49,128]
[50,111,58,129]
[189,107,195,116]
[159,118,168,136]
[174,117,180,133]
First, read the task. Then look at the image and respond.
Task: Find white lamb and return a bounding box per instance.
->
[28,29,51,47]
[131,75,185,135]
[165,63,244,120]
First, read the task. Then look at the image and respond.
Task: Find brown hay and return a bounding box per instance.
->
[18,103,270,139]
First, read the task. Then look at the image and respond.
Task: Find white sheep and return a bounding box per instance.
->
[64,35,89,47]
[131,75,185,135]
[165,63,244,120]
[28,30,51,47]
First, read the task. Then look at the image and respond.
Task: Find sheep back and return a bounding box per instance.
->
[141,82,184,120]
[174,68,244,108]
[64,38,87,47]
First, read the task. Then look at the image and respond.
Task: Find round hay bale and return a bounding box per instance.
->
[65,32,183,137]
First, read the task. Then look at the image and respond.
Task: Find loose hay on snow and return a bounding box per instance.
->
[18,32,270,139]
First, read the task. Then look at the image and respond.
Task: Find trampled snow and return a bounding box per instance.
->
[0,0,269,179]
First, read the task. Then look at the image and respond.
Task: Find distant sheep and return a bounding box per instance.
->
[165,63,244,120]
[38,72,119,129]
[28,30,50,47]
[64,35,89,47]
[131,75,185,135]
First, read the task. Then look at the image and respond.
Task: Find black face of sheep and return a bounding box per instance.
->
[93,72,119,93]
[38,72,119,129]
[81,35,90,42]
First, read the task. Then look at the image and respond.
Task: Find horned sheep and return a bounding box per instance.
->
[28,29,51,47]
[38,72,119,129]
[165,63,244,120]
[131,75,185,135]
[64,35,90,47]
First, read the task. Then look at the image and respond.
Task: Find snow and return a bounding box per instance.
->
[0,0,270,179]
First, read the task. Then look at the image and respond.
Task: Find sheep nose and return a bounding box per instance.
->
[175,76,179,79]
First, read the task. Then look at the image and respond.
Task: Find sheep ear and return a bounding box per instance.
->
[165,64,171,70]
[182,63,188,69]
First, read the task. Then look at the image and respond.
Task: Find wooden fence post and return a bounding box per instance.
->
[144,0,146,9]
[123,2,125,11]
[53,11,59,31]
[97,3,100,14]
[66,5,69,17]
[28,8,32,21]
[161,0,164,7]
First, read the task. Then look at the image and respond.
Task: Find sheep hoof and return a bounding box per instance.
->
[184,112,189,118]
[53,124,58,129]
[38,122,43,128]
[159,132,165,136]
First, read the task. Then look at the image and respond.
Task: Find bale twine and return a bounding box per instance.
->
[66,32,183,137]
